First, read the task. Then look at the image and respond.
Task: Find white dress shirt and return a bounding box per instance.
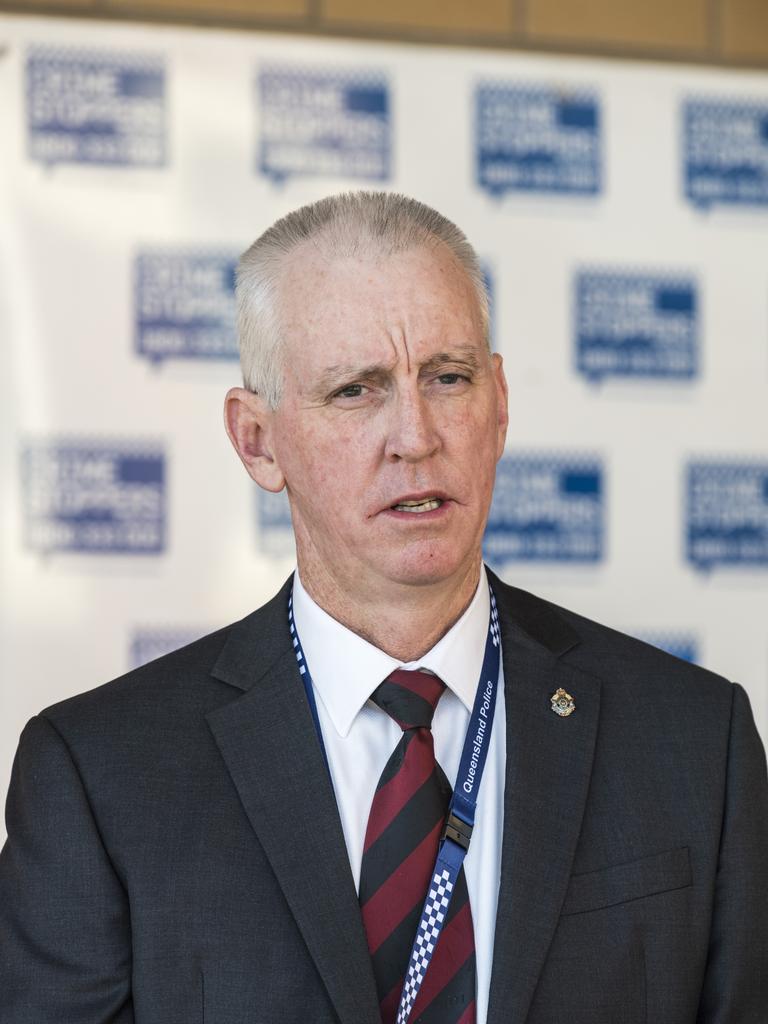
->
[291,565,506,1024]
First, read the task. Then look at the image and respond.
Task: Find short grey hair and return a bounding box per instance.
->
[235,190,490,408]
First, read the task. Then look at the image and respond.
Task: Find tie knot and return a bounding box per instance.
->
[370,669,446,731]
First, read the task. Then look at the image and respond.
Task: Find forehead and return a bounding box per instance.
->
[275,242,484,372]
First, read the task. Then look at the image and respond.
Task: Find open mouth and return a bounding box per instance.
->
[390,498,444,514]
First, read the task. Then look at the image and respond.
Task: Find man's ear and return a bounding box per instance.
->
[491,353,509,460]
[224,387,285,492]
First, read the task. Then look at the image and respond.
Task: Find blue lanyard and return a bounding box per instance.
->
[288,581,501,1024]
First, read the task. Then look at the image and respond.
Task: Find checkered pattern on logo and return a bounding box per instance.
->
[287,594,306,676]
[396,868,456,1024]
[489,591,500,648]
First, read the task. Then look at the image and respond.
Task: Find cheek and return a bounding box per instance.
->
[319,428,368,475]
[456,410,502,498]
[449,403,497,457]
[284,423,369,503]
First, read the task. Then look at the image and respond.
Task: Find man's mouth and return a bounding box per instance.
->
[390,497,444,514]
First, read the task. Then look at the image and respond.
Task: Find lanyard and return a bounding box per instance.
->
[288,581,501,1024]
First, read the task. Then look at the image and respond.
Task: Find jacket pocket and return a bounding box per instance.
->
[560,845,691,916]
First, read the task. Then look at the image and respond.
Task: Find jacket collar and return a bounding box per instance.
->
[210,567,582,694]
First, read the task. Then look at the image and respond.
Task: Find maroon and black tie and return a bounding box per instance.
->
[359,669,476,1024]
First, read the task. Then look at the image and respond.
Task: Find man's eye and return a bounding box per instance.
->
[437,373,468,385]
[335,384,366,399]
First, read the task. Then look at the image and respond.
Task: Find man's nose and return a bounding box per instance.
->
[383,390,441,463]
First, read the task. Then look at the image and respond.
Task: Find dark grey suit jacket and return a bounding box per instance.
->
[1,570,767,1023]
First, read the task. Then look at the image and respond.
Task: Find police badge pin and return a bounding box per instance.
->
[550,688,575,717]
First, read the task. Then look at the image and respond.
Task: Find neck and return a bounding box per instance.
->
[296,557,483,662]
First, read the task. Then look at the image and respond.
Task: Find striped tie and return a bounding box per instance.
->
[359,669,476,1024]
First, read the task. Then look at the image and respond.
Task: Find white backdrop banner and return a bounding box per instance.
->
[2,14,768,824]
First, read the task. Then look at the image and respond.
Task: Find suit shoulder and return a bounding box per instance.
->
[492,574,732,705]
[36,577,293,749]
[553,601,731,702]
[38,620,236,736]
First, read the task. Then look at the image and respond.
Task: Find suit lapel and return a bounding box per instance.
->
[485,574,602,1024]
[205,578,381,1024]
[204,571,600,1024]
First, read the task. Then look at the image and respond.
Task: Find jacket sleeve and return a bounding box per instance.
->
[0,714,134,1023]
[696,682,768,1023]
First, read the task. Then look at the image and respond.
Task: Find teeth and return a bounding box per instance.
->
[393,499,442,513]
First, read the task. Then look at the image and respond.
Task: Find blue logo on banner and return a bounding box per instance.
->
[636,632,699,664]
[575,270,698,381]
[687,461,768,570]
[26,47,166,168]
[484,454,604,564]
[475,83,601,197]
[257,488,294,556]
[21,440,166,554]
[129,627,208,669]
[684,98,768,208]
[135,250,238,362]
[258,66,391,183]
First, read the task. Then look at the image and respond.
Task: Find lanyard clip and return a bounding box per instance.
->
[442,812,473,851]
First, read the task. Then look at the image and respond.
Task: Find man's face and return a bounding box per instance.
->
[265,242,508,597]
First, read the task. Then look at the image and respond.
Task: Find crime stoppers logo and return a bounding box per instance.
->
[21,439,166,555]
[575,269,698,382]
[686,460,768,570]
[475,82,601,198]
[129,627,208,669]
[135,250,238,362]
[684,98,768,209]
[26,46,166,168]
[484,453,604,564]
[258,65,391,183]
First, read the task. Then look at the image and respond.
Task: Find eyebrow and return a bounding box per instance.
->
[420,349,483,376]
[311,347,484,398]
[311,363,390,399]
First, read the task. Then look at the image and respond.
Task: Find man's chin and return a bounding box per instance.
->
[378,545,479,589]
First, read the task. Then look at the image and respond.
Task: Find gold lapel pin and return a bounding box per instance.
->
[551,688,575,717]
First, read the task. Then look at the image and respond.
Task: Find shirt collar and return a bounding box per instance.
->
[291,567,490,738]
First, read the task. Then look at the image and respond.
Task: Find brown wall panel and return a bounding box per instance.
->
[721,0,768,60]
[8,0,97,7]
[526,0,709,52]
[321,0,513,36]
[103,0,308,19]
[3,0,768,68]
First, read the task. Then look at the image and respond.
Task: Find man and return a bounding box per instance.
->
[1,191,766,1024]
